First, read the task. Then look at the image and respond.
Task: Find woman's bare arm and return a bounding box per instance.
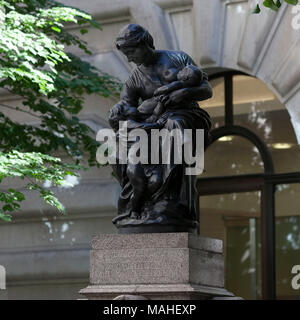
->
[184,79,213,101]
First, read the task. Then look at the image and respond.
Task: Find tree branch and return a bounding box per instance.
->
[0,102,41,119]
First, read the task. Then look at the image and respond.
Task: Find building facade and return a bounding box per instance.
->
[0,0,300,299]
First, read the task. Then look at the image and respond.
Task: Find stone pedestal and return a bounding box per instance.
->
[79,233,234,300]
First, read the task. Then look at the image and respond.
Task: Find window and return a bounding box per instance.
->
[201,135,264,177]
[198,69,300,300]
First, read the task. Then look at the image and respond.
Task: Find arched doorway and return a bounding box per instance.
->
[198,69,300,300]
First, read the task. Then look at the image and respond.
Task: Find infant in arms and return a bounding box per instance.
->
[138,64,203,122]
[109,64,203,129]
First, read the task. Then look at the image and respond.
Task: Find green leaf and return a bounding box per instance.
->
[253,4,261,13]
[80,28,88,35]
[263,0,279,10]
[284,0,298,5]
[51,26,61,33]
[0,214,12,222]
[276,0,282,7]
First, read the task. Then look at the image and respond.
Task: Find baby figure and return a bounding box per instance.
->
[108,65,203,128]
[137,64,203,122]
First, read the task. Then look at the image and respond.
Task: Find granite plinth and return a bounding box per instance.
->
[79,233,234,300]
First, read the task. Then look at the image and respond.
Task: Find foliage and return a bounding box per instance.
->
[0,1,122,221]
[0,0,121,166]
[253,0,299,13]
[0,151,81,221]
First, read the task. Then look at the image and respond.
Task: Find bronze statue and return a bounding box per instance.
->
[108,24,212,234]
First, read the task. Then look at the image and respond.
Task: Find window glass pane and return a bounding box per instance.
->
[201,77,225,129]
[275,183,300,299]
[200,191,262,299]
[233,75,300,173]
[201,135,264,178]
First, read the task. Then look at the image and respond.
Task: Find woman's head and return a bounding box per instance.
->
[116,24,156,66]
[116,24,155,50]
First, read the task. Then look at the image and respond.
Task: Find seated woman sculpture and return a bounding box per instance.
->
[108,23,212,233]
